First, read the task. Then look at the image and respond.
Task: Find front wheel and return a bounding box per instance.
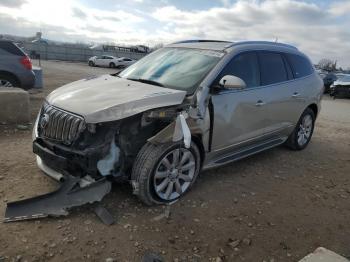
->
[285,108,315,150]
[109,62,116,68]
[131,142,201,205]
[88,61,94,66]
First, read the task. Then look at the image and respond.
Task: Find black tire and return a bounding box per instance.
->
[88,61,94,66]
[285,108,315,150]
[0,74,19,88]
[131,142,201,205]
[109,62,116,68]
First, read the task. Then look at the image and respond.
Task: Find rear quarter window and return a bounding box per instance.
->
[286,53,313,78]
[0,41,25,56]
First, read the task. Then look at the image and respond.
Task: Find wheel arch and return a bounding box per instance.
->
[307,103,318,118]
[191,133,205,167]
[0,70,20,87]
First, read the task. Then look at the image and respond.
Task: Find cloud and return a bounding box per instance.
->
[152,0,350,67]
[95,15,120,22]
[72,7,87,19]
[0,0,349,67]
[0,0,26,8]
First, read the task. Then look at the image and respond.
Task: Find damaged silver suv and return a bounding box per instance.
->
[32,40,323,205]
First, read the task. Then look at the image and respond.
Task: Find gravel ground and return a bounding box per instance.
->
[0,60,350,262]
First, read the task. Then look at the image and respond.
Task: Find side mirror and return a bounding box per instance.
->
[219,75,246,89]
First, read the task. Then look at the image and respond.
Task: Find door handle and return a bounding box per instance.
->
[292,92,300,98]
[255,100,266,107]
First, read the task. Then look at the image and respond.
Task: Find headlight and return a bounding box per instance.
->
[32,109,41,141]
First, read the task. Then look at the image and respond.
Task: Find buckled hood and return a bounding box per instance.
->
[46,75,187,123]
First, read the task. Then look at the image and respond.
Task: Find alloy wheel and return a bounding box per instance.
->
[297,114,313,146]
[153,148,196,201]
[0,79,13,87]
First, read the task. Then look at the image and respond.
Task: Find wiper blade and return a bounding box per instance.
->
[127,78,164,87]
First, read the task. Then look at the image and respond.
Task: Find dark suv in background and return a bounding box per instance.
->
[0,40,35,89]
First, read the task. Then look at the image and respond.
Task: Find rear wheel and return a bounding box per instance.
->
[285,108,315,150]
[0,74,18,88]
[109,62,116,68]
[88,61,94,66]
[131,142,201,205]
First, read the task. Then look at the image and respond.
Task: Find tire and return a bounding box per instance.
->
[285,108,315,150]
[109,62,116,68]
[131,142,201,205]
[0,74,18,88]
[88,61,94,66]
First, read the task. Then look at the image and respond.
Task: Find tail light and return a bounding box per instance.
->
[20,56,32,70]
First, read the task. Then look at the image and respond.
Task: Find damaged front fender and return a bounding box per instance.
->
[148,106,211,152]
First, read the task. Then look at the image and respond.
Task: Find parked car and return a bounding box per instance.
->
[33,40,323,205]
[322,73,337,93]
[88,55,135,68]
[330,74,350,98]
[0,40,35,89]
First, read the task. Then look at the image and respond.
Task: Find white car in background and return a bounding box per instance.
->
[88,55,135,68]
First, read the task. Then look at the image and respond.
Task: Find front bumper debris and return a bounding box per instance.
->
[4,175,111,222]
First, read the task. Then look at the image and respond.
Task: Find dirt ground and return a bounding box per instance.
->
[0,60,350,262]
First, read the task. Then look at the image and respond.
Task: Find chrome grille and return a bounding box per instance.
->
[38,103,85,145]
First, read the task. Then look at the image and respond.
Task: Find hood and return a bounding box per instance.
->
[46,75,187,123]
[333,80,350,86]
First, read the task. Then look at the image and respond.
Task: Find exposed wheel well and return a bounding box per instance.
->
[307,103,318,118]
[0,71,20,87]
[191,134,205,167]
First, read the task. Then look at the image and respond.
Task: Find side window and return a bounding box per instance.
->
[286,54,313,78]
[282,55,293,80]
[258,52,288,85]
[218,52,260,88]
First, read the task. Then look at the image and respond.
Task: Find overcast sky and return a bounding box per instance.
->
[0,0,349,67]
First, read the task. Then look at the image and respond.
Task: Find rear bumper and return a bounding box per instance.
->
[19,70,35,89]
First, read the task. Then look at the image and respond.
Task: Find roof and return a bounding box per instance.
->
[168,40,298,52]
[167,40,233,51]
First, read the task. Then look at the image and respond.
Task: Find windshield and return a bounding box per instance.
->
[119,47,223,93]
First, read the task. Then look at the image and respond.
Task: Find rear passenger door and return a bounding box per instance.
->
[285,53,315,123]
[255,51,297,136]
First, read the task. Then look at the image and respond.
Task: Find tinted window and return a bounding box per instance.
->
[282,55,293,80]
[258,52,288,85]
[0,41,25,56]
[286,54,313,78]
[219,52,260,88]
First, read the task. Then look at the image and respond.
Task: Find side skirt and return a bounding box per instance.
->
[203,137,287,170]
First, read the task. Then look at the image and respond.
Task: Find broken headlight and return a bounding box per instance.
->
[144,108,179,122]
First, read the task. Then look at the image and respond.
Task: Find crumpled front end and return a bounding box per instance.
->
[32,103,115,180]
[32,102,186,182]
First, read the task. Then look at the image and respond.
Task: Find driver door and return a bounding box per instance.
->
[210,51,274,153]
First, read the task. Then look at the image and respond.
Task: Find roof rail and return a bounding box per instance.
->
[225,41,298,50]
[172,39,232,44]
